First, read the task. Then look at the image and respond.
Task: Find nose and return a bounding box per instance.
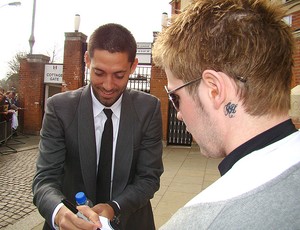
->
[176,111,183,121]
[103,75,114,91]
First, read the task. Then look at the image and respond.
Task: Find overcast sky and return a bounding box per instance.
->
[0,0,171,80]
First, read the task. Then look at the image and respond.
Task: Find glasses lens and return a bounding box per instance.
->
[169,93,179,111]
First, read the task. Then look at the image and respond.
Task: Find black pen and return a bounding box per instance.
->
[61,199,91,223]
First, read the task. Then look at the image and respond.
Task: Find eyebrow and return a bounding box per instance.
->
[93,67,127,74]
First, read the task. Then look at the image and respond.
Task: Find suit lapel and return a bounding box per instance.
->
[78,85,97,202]
[113,90,134,196]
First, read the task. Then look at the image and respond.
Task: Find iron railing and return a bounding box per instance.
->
[0,119,17,154]
[167,102,192,146]
[127,65,151,93]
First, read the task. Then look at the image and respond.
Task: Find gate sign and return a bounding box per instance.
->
[136,42,152,65]
[44,64,63,84]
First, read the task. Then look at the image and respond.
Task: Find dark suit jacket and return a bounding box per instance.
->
[32,85,163,230]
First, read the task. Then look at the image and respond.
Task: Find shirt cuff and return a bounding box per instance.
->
[52,203,64,229]
[112,200,121,210]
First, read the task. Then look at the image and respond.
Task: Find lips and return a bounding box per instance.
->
[103,91,114,96]
[100,89,115,99]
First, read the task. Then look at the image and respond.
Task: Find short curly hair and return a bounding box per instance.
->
[88,23,137,63]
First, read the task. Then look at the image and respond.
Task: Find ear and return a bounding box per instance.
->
[84,51,91,68]
[201,70,226,109]
[130,58,139,74]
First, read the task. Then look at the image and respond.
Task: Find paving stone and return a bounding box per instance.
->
[0,146,39,229]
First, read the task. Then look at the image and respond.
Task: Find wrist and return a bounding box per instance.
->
[107,201,121,225]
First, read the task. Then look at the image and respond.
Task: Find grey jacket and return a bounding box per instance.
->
[32,85,163,230]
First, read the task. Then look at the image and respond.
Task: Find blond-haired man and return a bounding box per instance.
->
[153,0,300,229]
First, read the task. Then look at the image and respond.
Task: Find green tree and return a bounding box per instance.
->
[2,51,28,92]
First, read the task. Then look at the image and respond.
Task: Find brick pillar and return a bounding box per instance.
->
[151,32,169,143]
[62,32,87,91]
[293,31,300,87]
[291,31,300,128]
[19,54,50,135]
[150,64,168,142]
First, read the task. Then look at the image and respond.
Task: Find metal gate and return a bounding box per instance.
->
[167,101,192,146]
[127,65,151,93]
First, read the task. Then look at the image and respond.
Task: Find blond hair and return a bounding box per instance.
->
[152,0,294,116]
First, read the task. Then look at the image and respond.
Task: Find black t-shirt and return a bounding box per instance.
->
[218,119,298,176]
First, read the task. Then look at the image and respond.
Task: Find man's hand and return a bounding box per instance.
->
[55,205,101,230]
[92,203,114,220]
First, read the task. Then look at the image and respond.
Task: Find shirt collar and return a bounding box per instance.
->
[91,86,122,119]
[218,119,298,176]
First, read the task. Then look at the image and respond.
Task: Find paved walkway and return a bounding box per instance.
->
[0,134,222,230]
[0,134,42,230]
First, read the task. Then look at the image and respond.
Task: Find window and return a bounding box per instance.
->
[283,15,292,26]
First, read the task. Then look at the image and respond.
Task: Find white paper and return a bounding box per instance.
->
[99,216,114,230]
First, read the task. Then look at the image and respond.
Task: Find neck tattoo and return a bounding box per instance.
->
[224,102,237,118]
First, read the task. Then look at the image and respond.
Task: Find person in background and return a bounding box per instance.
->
[7,91,19,110]
[32,23,163,230]
[0,92,7,122]
[152,0,300,229]
[0,92,14,122]
[6,91,19,132]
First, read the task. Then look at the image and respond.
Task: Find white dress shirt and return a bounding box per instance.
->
[52,88,122,229]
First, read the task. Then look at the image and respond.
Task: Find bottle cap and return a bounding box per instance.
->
[75,192,87,205]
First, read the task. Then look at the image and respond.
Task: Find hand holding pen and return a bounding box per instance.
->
[57,199,101,230]
[62,199,92,222]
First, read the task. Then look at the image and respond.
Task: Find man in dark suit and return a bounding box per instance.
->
[32,23,163,230]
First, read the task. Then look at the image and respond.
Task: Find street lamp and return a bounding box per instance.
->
[0,1,21,8]
[29,0,36,54]
[74,14,80,32]
[161,12,168,28]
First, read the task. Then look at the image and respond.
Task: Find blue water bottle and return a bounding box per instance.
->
[75,192,93,207]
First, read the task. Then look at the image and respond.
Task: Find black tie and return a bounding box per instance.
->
[96,109,113,203]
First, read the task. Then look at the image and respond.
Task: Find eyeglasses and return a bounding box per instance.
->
[164,78,202,111]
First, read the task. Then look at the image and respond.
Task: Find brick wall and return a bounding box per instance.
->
[293,33,300,87]
[62,32,87,91]
[150,65,168,141]
[292,9,300,87]
[19,54,50,135]
[18,33,87,135]
[291,10,300,31]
